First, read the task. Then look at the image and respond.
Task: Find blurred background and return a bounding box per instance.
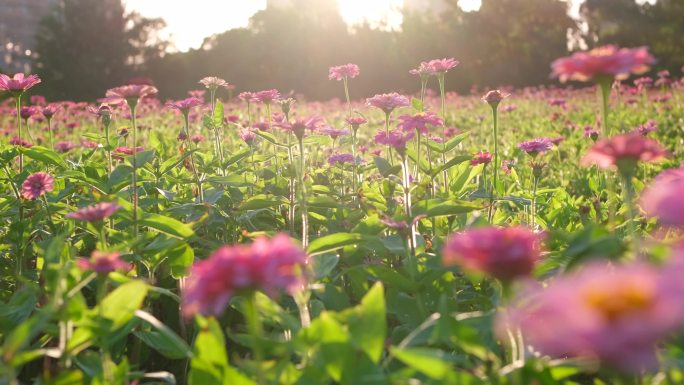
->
[1,0,682,101]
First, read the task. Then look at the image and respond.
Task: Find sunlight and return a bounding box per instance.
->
[339,0,404,28]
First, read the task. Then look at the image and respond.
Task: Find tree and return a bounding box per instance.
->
[33,0,167,101]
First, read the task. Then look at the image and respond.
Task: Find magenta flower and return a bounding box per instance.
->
[239,91,257,103]
[55,141,76,153]
[346,116,368,128]
[19,106,38,120]
[584,125,600,141]
[9,137,32,148]
[165,97,203,115]
[640,166,684,227]
[0,73,41,96]
[254,89,281,104]
[426,58,459,74]
[198,76,229,90]
[78,251,130,274]
[67,202,121,222]
[240,129,257,144]
[471,151,493,166]
[552,45,655,83]
[397,111,444,134]
[105,84,158,107]
[635,120,658,136]
[498,262,684,373]
[182,234,308,317]
[190,134,205,144]
[41,104,61,119]
[283,116,324,140]
[319,126,349,139]
[409,62,433,77]
[366,93,410,115]
[442,226,542,282]
[328,153,356,166]
[518,138,553,158]
[501,159,516,175]
[374,129,414,154]
[22,172,54,200]
[581,133,668,171]
[112,146,144,160]
[328,63,360,81]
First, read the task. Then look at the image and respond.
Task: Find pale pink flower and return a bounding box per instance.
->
[552,45,655,82]
[374,129,414,153]
[397,112,443,134]
[640,166,684,227]
[198,76,229,90]
[482,90,510,107]
[254,89,280,104]
[328,63,360,81]
[366,93,410,114]
[426,58,459,74]
[581,133,668,170]
[78,251,130,274]
[104,84,158,106]
[67,202,121,222]
[0,73,41,96]
[165,97,203,115]
[471,151,492,166]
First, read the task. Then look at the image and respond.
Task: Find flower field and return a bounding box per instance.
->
[2,47,684,384]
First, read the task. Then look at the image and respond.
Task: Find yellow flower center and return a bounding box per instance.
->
[583,281,655,322]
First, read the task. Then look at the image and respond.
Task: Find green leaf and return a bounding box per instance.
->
[96,280,148,329]
[390,347,452,380]
[312,252,339,280]
[432,155,471,177]
[213,100,225,127]
[308,196,340,209]
[239,195,287,211]
[135,310,191,360]
[373,156,400,177]
[139,212,195,239]
[412,199,481,217]
[224,148,251,167]
[207,173,251,187]
[307,232,366,256]
[22,146,66,168]
[349,282,386,363]
[411,97,424,112]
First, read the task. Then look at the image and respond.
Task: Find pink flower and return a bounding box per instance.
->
[41,104,61,119]
[482,90,510,107]
[190,134,205,144]
[498,262,684,373]
[518,138,553,158]
[80,139,98,149]
[470,151,493,166]
[409,62,433,77]
[346,116,368,128]
[584,125,599,141]
[397,112,443,134]
[22,172,54,200]
[198,76,229,90]
[282,116,324,140]
[328,63,360,81]
[112,146,144,160]
[182,234,308,317]
[640,166,684,227]
[635,120,658,136]
[239,92,257,103]
[319,126,349,139]
[67,202,121,222]
[552,45,655,83]
[366,93,410,115]
[254,89,281,104]
[581,133,668,170]
[104,85,158,106]
[501,159,516,175]
[374,129,414,153]
[165,97,203,115]
[9,137,32,148]
[0,73,41,95]
[328,153,356,166]
[442,226,542,282]
[78,251,130,274]
[426,58,459,73]
[239,129,257,144]
[55,141,75,153]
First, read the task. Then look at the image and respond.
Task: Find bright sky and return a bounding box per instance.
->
[125,0,483,51]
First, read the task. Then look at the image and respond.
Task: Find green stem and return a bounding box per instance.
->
[15,97,23,172]
[298,138,309,248]
[384,112,393,164]
[401,156,417,278]
[488,108,499,224]
[244,293,266,385]
[598,80,616,227]
[438,75,448,192]
[622,175,640,256]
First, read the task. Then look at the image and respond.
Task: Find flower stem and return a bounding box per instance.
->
[401,156,417,278]
[244,293,266,385]
[298,138,309,248]
[15,97,23,172]
[488,108,499,223]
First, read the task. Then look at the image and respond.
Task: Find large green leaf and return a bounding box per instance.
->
[97,280,148,329]
[307,232,367,256]
[134,310,191,360]
[412,199,481,217]
[390,347,452,380]
[139,212,195,239]
[22,146,66,168]
[349,282,386,364]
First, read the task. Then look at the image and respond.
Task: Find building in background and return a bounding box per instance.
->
[0,0,58,73]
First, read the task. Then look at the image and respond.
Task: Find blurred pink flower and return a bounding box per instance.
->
[41,104,61,119]
[328,153,356,166]
[198,76,229,90]
[366,93,410,114]
[346,116,368,128]
[239,129,257,144]
[0,73,41,95]
[319,126,349,139]
[552,45,655,83]
[22,172,54,200]
[470,151,492,166]
[518,138,553,158]
[498,262,684,373]
[67,202,121,222]
[165,97,203,115]
[442,226,542,282]
[105,84,158,106]
[78,251,130,274]
[426,58,459,74]
[55,141,75,153]
[482,90,510,107]
[581,133,667,170]
[640,166,684,227]
[397,111,443,134]
[374,129,414,153]
[328,63,360,81]
[182,234,308,317]
[254,89,281,104]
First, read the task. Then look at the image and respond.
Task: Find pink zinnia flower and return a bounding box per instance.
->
[409,62,433,77]
[198,76,229,90]
[78,251,130,274]
[41,104,61,119]
[471,151,493,166]
[482,90,510,107]
[165,97,203,115]
[67,202,121,222]
[346,116,368,128]
[635,120,658,136]
[239,129,257,144]
[581,133,668,171]
[518,138,553,158]
[397,112,443,134]
[551,45,655,83]
[182,234,308,317]
[190,134,205,144]
[498,262,684,373]
[239,92,257,103]
[640,166,684,227]
[501,159,516,175]
[328,63,360,81]
[328,153,356,166]
[19,106,38,120]
[442,226,542,282]
[112,146,144,160]
[55,141,75,153]
[104,84,158,107]
[254,89,280,104]
[0,73,41,96]
[282,116,324,140]
[426,58,459,74]
[9,137,32,148]
[22,172,54,200]
[319,126,349,139]
[374,129,414,153]
[366,93,410,115]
